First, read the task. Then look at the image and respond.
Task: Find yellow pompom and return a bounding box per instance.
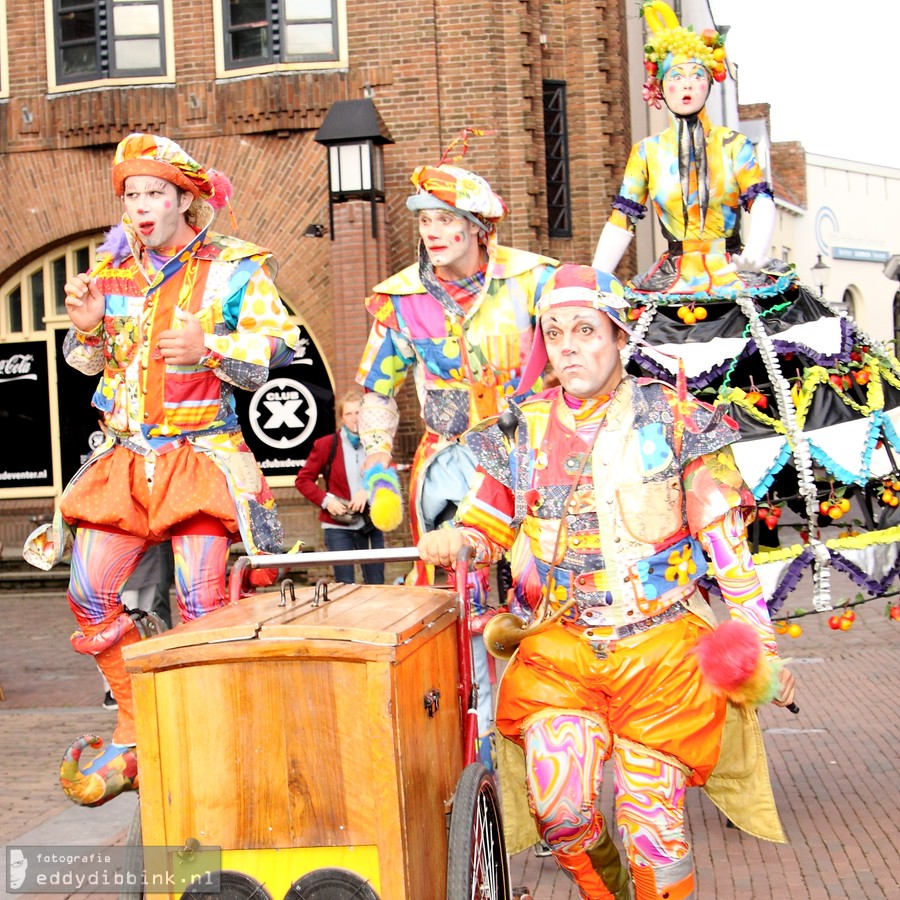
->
[370,487,403,532]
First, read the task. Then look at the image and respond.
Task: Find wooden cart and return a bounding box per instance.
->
[122,548,510,900]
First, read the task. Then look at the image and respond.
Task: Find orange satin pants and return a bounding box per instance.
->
[496,612,727,785]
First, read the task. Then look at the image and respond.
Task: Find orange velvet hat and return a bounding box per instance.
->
[112,133,213,200]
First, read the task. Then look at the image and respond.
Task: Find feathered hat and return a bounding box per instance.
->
[406,128,508,233]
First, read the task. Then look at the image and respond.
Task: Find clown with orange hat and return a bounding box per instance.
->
[354,136,558,771]
[355,152,556,557]
[24,133,300,806]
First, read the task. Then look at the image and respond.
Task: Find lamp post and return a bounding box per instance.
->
[811,253,831,299]
[314,98,394,239]
[313,97,394,391]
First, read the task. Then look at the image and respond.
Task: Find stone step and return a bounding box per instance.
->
[0,563,70,592]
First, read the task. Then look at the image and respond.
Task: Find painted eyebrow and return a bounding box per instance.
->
[126,178,169,192]
[542,315,605,335]
[544,311,601,325]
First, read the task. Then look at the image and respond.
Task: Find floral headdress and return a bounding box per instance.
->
[640,1,728,108]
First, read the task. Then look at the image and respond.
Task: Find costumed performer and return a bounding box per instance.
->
[355,130,558,769]
[419,264,797,900]
[23,133,300,806]
[591,0,900,618]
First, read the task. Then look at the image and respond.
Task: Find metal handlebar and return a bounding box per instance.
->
[449,545,479,766]
[227,547,423,604]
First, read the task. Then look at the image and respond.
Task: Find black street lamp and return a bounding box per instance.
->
[314,98,394,239]
[811,253,831,299]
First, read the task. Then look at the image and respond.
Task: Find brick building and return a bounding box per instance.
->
[0,0,632,552]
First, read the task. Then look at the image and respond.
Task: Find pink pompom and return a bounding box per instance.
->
[207,169,233,210]
[693,620,781,706]
[693,619,763,693]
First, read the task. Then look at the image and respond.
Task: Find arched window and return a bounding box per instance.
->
[1,236,102,338]
[841,288,856,319]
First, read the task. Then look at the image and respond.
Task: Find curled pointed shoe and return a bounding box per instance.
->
[59,735,139,807]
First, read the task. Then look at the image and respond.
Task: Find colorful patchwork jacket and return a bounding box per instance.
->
[57,220,300,556]
[609,108,775,295]
[458,377,774,648]
[356,242,557,440]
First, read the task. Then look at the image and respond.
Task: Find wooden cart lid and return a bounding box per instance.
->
[123,581,459,659]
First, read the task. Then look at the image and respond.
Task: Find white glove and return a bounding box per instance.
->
[729,194,776,273]
[592,223,634,274]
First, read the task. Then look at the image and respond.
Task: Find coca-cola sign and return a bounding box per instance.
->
[0,342,53,489]
[0,353,37,382]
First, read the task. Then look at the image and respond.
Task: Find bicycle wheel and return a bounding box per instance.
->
[446,763,511,900]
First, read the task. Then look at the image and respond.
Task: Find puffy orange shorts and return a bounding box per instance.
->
[496,613,727,785]
[60,443,238,541]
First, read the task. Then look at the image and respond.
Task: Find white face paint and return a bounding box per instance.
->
[417,209,484,279]
[122,175,195,249]
[542,306,626,399]
[663,62,711,116]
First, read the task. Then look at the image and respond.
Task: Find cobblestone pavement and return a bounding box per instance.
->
[1,572,898,898]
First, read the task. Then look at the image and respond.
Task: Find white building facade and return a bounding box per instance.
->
[802,155,900,345]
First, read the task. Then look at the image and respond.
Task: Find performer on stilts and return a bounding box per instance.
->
[355,131,558,769]
[592,0,900,618]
